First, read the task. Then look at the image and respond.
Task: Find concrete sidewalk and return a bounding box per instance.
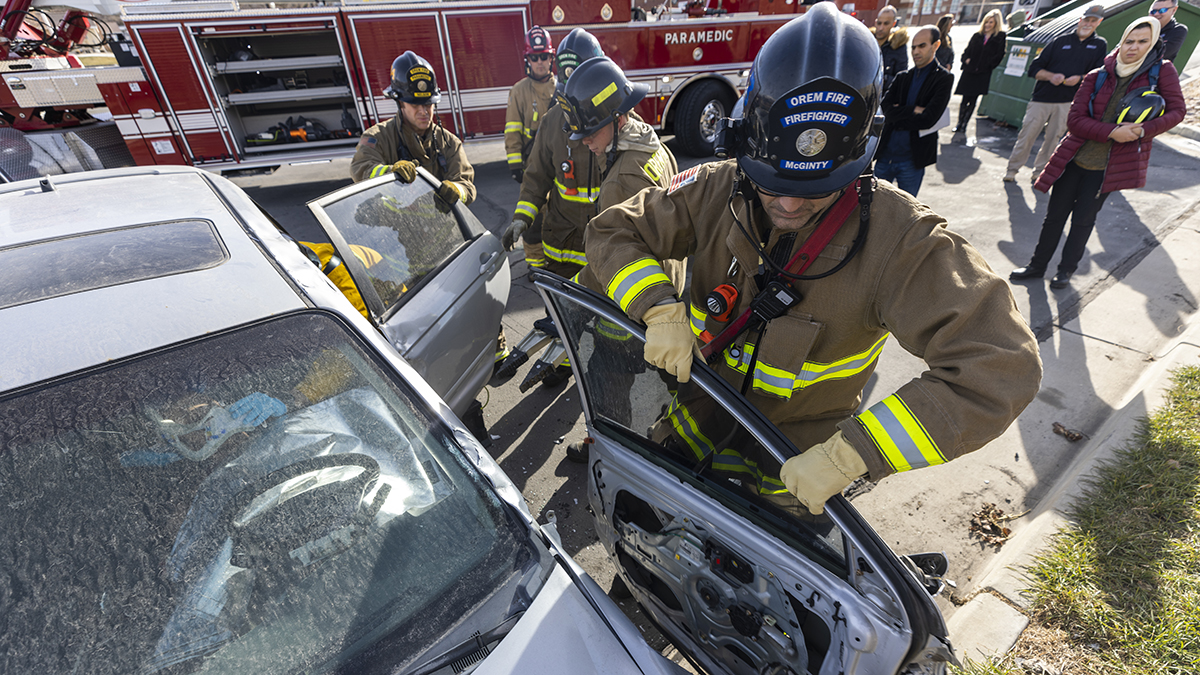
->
[946,172,1200,663]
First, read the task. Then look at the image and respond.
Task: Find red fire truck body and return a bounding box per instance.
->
[2,0,877,174]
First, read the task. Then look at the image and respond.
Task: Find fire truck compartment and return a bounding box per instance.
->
[197,28,362,155]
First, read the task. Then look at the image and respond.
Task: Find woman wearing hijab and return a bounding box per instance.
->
[954,9,1007,133]
[1010,16,1185,289]
[936,14,956,69]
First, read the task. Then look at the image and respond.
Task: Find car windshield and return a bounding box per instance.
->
[550,294,848,576]
[0,312,545,674]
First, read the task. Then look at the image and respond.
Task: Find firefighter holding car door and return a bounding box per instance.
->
[583,4,1042,516]
[350,51,476,209]
[350,51,509,364]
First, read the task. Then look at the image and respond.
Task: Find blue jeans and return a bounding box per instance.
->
[874,157,925,197]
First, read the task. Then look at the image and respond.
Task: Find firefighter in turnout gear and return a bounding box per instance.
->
[351,51,506,362]
[557,55,687,463]
[350,51,476,208]
[582,4,1042,514]
[504,26,558,271]
[503,28,605,279]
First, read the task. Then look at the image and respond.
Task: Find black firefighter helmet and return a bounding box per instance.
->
[724,3,883,197]
[383,51,441,106]
[1116,86,1166,124]
[558,57,647,140]
[555,27,604,82]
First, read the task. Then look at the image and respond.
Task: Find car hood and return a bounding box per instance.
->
[476,565,684,675]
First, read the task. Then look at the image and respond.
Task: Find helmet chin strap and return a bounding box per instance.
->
[602,118,620,177]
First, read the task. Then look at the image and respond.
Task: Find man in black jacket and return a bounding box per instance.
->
[1152,0,1188,63]
[874,25,953,197]
[1004,6,1106,183]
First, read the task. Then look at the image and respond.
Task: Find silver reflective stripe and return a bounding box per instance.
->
[865,400,933,470]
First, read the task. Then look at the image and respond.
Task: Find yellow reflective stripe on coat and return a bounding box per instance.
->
[507,153,522,165]
[505,121,523,133]
[596,318,632,341]
[515,201,539,220]
[543,241,587,265]
[722,334,889,399]
[666,399,787,495]
[641,147,671,183]
[555,179,600,204]
[368,164,390,179]
[666,399,713,461]
[857,394,946,472]
[711,449,789,494]
[607,258,673,312]
[688,302,706,337]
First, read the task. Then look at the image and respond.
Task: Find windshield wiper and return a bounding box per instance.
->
[403,612,523,675]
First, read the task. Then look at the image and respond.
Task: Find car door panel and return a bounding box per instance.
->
[307,170,509,414]
[532,272,952,675]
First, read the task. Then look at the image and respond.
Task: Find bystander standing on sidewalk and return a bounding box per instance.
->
[1010,16,1185,290]
[936,14,955,69]
[954,10,1007,134]
[1004,5,1107,184]
[876,25,954,197]
[1151,0,1188,63]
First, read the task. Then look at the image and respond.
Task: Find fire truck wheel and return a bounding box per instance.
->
[673,79,735,158]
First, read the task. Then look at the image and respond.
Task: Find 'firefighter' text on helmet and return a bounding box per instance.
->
[384,51,442,106]
[557,57,647,140]
[554,27,604,82]
[729,3,883,197]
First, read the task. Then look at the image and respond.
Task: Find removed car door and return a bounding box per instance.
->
[533,272,955,675]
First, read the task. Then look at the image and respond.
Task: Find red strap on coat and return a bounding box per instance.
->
[699,181,860,361]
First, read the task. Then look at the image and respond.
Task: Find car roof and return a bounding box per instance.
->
[0,167,310,393]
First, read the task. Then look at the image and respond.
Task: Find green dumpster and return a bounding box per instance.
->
[978,0,1198,128]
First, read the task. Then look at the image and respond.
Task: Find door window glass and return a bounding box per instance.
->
[317,179,469,314]
[550,295,848,576]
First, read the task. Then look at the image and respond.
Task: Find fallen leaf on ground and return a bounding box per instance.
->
[1052,422,1085,442]
[969,502,1029,548]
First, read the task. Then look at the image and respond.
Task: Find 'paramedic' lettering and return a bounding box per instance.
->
[787,91,854,108]
[781,159,832,171]
[664,29,734,45]
[781,111,850,127]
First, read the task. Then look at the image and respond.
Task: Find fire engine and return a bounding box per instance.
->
[0,0,877,179]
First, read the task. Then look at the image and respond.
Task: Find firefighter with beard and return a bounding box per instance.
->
[504,27,557,271]
[582,4,1042,515]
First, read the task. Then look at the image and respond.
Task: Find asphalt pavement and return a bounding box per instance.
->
[229,59,1200,666]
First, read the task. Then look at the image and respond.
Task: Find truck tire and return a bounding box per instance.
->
[673,79,735,158]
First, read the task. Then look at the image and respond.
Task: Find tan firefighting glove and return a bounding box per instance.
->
[437,181,462,205]
[390,160,417,183]
[642,302,697,383]
[779,431,867,515]
[502,219,528,251]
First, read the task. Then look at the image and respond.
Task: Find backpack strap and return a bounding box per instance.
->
[1088,68,1107,118]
